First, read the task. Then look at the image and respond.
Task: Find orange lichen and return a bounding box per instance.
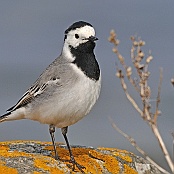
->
[104,155,120,173]
[120,154,132,163]
[0,165,18,174]
[33,172,41,174]
[0,141,39,158]
[0,146,34,158]
[0,161,18,174]
[124,164,138,174]
[0,144,9,157]
[44,146,103,173]
[98,147,133,163]
[44,145,70,161]
[34,157,54,171]
[76,154,102,173]
[114,151,132,163]
[34,157,64,174]
[89,150,120,173]
[0,141,139,173]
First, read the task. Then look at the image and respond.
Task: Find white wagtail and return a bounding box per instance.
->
[0,21,101,172]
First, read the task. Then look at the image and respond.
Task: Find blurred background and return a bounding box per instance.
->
[0,1,173,171]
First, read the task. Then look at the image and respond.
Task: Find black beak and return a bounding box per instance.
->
[88,36,98,42]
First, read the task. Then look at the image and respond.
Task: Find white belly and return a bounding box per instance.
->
[25,75,101,128]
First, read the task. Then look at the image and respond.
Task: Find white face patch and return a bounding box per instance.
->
[62,25,96,61]
[64,25,95,48]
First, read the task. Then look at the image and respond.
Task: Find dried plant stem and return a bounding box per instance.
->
[119,72,174,172]
[171,132,174,165]
[109,30,174,173]
[151,124,174,172]
[109,118,170,174]
[154,68,163,124]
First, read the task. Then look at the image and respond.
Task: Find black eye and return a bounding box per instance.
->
[75,34,79,39]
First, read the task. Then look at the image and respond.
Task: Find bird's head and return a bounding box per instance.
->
[62,21,98,58]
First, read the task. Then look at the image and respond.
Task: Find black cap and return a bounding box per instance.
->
[65,21,93,34]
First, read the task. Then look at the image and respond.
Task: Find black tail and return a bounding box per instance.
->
[0,112,11,122]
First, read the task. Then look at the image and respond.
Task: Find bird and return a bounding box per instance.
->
[0,21,101,172]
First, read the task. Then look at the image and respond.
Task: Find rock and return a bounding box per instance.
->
[0,140,161,173]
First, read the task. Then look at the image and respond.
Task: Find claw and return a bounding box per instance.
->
[62,157,85,173]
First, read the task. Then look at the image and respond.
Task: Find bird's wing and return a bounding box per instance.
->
[7,78,60,112]
[6,58,71,113]
[7,83,40,112]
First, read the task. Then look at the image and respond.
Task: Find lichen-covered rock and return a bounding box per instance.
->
[0,141,161,173]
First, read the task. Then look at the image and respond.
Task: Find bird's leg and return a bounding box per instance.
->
[61,127,85,173]
[49,124,59,160]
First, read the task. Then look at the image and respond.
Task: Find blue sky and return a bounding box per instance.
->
[0,1,173,171]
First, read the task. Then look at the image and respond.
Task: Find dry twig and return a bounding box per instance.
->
[109,117,170,174]
[109,30,174,173]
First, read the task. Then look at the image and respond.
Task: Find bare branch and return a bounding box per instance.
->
[109,117,170,174]
[171,132,174,165]
[109,30,174,173]
[117,71,143,117]
[154,68,163,124]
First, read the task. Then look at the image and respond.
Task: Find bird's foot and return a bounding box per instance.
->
[54,155,59,160]
[60,156,85,173]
